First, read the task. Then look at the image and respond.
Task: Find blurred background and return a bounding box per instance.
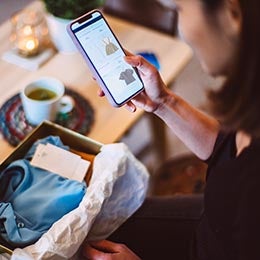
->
[0,0,220,195]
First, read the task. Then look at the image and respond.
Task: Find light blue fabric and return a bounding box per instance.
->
[0,136,86,248]
[25,135,69,159]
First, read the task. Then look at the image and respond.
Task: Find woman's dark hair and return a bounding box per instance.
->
[201,0,223,10]
[203,0,260,137]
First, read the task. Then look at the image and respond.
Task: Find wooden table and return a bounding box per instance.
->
[0,1,192,162]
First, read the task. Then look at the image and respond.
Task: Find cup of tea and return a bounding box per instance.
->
[21,77,74,125]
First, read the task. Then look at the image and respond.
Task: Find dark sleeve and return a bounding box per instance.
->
[204,132,226,164]
[204,131,236,165]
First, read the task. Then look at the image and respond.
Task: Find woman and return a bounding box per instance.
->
[83,0,260,259]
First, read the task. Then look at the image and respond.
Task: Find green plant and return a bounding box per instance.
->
[42,0,105,19]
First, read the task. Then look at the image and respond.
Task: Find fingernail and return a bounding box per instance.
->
[125,105,136,113]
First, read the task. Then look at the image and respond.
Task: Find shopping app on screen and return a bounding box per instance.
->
[72,12,143,104]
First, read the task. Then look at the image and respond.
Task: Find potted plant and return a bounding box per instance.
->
[42,0,105,53]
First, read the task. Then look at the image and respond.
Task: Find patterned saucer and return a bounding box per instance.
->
[0,88,94,146]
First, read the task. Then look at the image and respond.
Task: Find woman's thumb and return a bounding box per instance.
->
[124,55,156,75]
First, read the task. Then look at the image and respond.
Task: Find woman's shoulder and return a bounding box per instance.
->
[238,136,260,169]
[205,131,236,169]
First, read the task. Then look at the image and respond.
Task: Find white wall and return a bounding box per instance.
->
[0,0,33,24]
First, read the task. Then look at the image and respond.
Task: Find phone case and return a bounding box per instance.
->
[66,10,144,107]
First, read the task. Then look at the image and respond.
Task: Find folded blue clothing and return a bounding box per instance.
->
[25,135,69,159]
[0,136,86,248]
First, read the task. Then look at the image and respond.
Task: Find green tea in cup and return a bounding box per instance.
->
[21,77,65,125]
[27,88,57,101]
[21,77,74,125]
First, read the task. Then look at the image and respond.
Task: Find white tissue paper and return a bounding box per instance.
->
[11,143,150,260]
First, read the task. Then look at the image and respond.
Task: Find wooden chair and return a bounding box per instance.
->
[151,154,207,195]
[103,0,178,36]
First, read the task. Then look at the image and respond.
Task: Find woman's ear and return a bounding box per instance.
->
[224,0,242,36]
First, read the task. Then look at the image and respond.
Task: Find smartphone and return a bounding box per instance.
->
[67,10,144,107]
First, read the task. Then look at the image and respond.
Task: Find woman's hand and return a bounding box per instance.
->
[124,54,168,113]
[82,240,141,260]
[96,54,168,113]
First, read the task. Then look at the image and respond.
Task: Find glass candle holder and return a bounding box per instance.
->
[10,9,49,57]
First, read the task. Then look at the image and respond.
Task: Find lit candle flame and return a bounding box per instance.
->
[26,39,37,51]
[18,37,39,56]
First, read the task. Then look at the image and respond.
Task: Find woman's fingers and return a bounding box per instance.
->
[124,55,157,76]
[82,240,123,259]
[90,240,121,253]
[97,88,138,112]
[124,101,137,112]
[82,243,108,260]
[97,88,105,97]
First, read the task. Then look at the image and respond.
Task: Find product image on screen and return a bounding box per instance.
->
[71,11,144,105]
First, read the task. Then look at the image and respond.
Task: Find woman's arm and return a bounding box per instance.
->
[154,89,220,160]
[125,55,220,160]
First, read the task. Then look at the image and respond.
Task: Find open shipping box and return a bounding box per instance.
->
[0,120,103,257]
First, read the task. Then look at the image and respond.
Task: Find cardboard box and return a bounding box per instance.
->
[0,120,103,172]
[0,120,103,256]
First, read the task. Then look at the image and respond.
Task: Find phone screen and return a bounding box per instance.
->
[70,11,144,105]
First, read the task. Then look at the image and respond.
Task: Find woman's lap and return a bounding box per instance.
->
[109,194,203,260]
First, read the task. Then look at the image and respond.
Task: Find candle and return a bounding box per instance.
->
[17,36,39,56]
[10,9,49,57]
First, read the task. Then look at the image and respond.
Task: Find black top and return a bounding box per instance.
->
[194,132,260,260]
